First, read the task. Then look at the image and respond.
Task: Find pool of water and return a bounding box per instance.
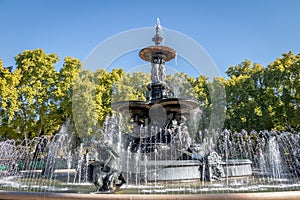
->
[1,171,300,194]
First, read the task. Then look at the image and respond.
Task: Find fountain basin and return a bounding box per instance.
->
[139,159,252,181]
[142,160,201,181]
[222,159,252,177]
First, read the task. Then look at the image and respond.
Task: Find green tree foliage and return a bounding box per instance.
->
[0,49,82,140]
[95,68,126,125]
[14,49,60,140]
[72,68,141,138]
[225,60,266,131]
[72,69,98,137]
[181,74,210,132]
[166,72,197,99]
[56,56,82,120]
[112,72,150,102]
[0,60,21,139]
[225,52,300,131]
[264,51,300,130]
[1,49,300,141]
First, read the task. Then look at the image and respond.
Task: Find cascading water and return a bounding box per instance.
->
[268,136,283,180]
[1,118,300,193]
[0,120,97,193]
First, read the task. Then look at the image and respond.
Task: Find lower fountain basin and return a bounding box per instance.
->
[140,159,252,181]
[222,159,252,177]
[142,160,201,181]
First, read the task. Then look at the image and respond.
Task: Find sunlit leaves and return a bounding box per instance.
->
[1,49,300,141]
[225,52,300,131]
[2,49,82,140]
[72,70,98,137]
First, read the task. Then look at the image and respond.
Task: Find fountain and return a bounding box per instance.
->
[85,18,255,193]
[1,19,300,199]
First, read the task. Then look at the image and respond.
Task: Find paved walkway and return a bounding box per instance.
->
[1,191,300,200]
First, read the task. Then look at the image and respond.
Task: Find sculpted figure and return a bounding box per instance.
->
[159,63,166,82]
[151,63,159,82]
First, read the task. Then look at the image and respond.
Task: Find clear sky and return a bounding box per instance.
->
[1,0,300,77]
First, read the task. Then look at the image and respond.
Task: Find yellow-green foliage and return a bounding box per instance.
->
[1,49,82,140]
[1,49,300,140]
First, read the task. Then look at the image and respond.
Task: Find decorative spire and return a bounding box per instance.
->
[152,18,164,46]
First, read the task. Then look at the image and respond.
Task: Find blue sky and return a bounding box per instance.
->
[1,0,300,77]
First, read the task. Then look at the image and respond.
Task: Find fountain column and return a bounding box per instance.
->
[139,18,176,101]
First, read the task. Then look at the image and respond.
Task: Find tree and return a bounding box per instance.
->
[56,56,82,119]
[0,59,21,139]
[94,68,126,125]
[72,68,150,139]
[11,49,82,140]
[224,53,300,131]
[225,60,266,131]
[264,51,300,130]
[112,72,150,102]
[185,74,210,133]
[2,49,300,141]
[72,69,98,138]
[13,49,59,140]
[165,72,197,99]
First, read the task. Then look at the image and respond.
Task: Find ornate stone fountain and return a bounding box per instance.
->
[112,18,199,154]
[87,19,252,193]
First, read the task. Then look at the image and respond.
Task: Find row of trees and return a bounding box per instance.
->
[0,49,82,140]
[0,49,299,140]
[225,52,300,131]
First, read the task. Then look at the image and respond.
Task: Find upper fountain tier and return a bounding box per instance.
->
[139,18,176,86]
[139,18,175,63]
[139,19,176,63]
[112,19,199,125]
[139,45,176,63]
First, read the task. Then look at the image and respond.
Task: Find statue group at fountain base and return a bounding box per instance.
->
[87,120,226,193]
[88,151,226,193]
[88,161,126,193]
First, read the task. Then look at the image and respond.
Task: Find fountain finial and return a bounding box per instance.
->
[152,17,164,46]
